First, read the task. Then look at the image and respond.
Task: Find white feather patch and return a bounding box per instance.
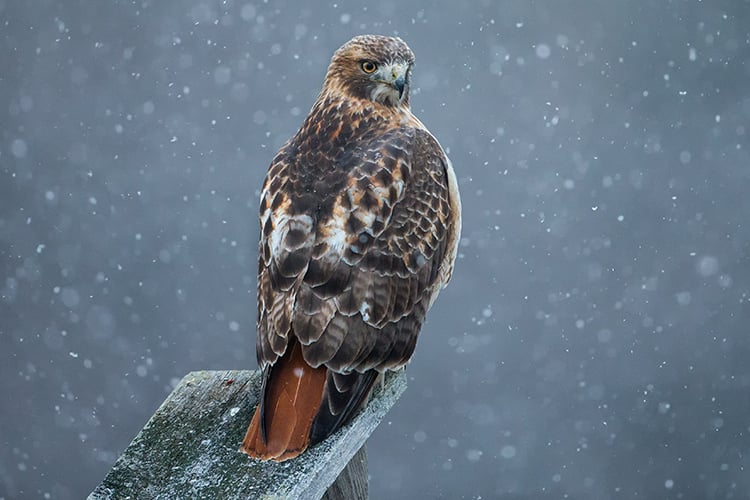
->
[360,301,371,322]
[320,202,349,256]
[268,213,314,257]
[370,84,400,105]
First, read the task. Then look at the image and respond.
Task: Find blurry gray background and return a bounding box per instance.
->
[2,1,750,498]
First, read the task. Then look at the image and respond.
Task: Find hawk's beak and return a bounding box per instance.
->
[393,75,406,98]
[383,63,409,99]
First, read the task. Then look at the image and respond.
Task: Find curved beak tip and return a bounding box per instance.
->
[393,76,406,98]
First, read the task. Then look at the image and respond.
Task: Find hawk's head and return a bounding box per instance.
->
[324,35,415,108]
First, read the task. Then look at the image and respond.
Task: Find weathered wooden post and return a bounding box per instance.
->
[88,369,406,499]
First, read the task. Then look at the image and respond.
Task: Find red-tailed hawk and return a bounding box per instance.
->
[241,35,461,461]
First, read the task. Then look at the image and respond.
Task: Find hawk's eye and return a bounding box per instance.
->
[360,61,378,74]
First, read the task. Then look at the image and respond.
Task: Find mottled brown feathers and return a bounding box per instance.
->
[242,35,461,462]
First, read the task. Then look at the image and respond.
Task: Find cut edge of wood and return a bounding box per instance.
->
[89,368,407,500]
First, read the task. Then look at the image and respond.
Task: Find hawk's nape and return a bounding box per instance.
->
[241,34,461,462]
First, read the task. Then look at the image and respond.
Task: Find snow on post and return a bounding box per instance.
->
[89,369,406,499]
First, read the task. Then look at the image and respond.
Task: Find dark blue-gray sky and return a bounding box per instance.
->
[2,1,750,498]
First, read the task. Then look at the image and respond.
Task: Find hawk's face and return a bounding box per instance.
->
[325,35,415,108]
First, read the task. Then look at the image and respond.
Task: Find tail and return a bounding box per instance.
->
[241,338,380,462]
[241,338,327,461]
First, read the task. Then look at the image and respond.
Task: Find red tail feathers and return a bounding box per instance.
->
[240,340,327,462]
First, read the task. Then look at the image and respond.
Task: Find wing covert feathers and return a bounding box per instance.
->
[256,128,453,375]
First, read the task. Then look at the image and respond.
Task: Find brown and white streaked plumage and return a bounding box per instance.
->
[241,35,461,461]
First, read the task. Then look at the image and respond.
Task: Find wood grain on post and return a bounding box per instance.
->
[89,369,406,500]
